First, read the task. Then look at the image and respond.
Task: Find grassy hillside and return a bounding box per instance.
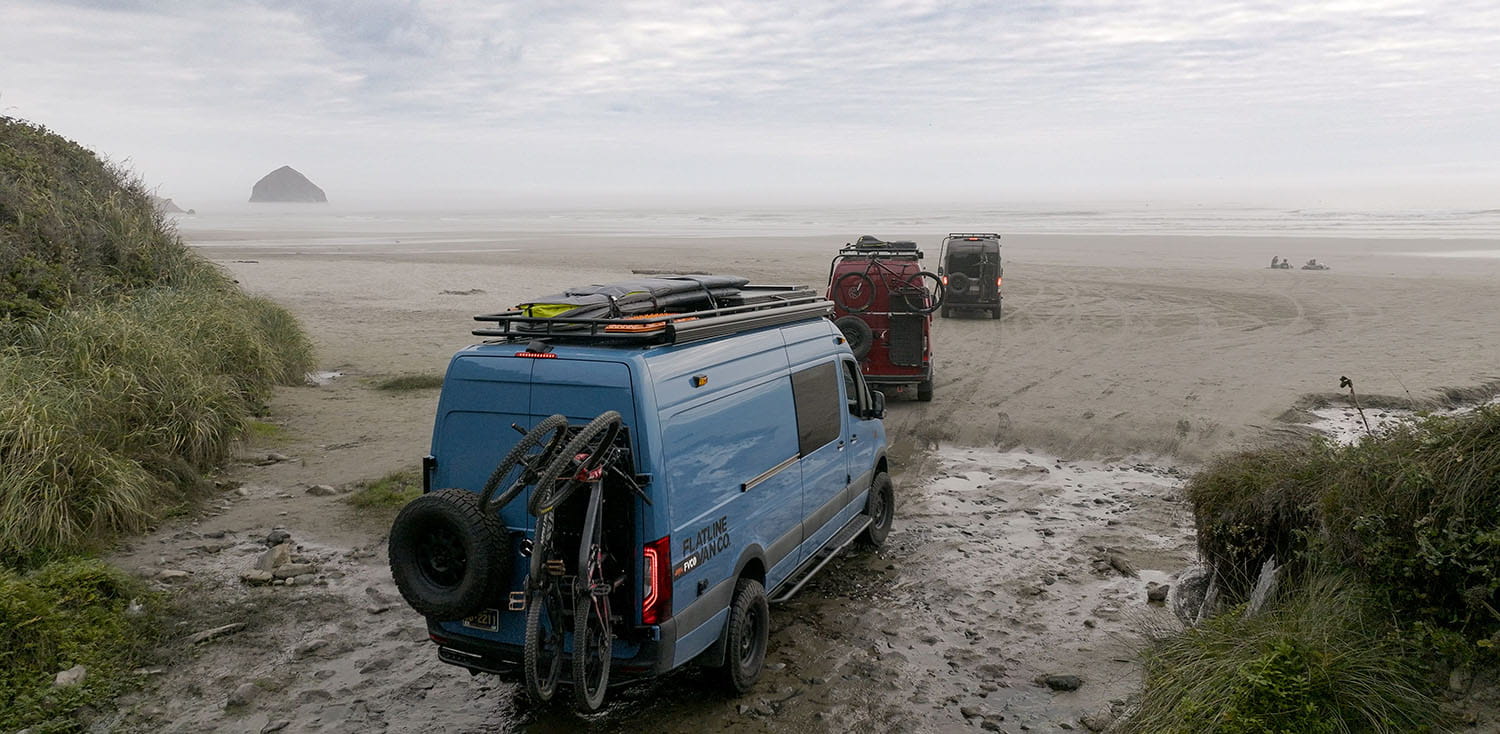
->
[0,116,314,728]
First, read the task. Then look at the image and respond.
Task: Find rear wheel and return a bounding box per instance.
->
[900,271,945,313]
[833,272,875,313]
[859,472,895,548]
[916,380,933,402]
[940,305,951,318]
[717,578,769,694]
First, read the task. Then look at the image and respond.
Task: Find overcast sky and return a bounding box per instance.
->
[3,0,1498,208]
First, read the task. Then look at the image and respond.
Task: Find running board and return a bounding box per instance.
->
[770,514,872,603]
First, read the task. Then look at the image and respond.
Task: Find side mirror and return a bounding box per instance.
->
[867,391,886,420]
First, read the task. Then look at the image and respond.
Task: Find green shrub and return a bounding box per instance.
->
[1129,576,1441,733]
[1188,406,1500,645]
[0,558,159,731]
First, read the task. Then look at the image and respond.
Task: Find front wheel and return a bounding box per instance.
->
[832,271,876,313]
[716,578,769,694]
[572,578,612,712]
[901,271,945,313]
[522,578,566,704]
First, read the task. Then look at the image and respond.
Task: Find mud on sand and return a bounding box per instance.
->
[105,231,1500,732]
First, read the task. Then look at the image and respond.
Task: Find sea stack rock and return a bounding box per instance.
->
[250,166,327,203]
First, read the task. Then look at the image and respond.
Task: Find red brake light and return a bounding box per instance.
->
[996,277,1003,287]
[514,352,558,358]
[642,535,672,624]
[940,275,948,286]
[966,237,980,240]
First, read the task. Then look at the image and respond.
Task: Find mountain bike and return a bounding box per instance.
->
[832,256,944,314]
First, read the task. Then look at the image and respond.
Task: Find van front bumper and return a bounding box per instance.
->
[427,617,679,680]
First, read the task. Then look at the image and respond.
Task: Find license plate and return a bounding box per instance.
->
[462,608,500,632]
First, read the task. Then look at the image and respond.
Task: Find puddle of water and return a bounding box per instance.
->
[304,370,344,386]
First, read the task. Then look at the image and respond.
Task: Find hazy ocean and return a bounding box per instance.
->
[175,205,1500,250]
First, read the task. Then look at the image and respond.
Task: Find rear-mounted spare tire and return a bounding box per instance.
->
[835,315,874,360]
[389,488,511,620]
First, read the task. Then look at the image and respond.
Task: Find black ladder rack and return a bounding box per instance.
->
[472,284,832,346]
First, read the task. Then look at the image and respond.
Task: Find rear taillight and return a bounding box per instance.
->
[940,275,948,286]
[642,535,672,624]
[996,277,1003,287]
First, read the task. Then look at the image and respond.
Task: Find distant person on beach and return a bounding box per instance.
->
[1270,256,1280,268]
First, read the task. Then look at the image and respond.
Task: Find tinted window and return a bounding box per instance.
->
[791,362,841,455]
[841,360,862,416]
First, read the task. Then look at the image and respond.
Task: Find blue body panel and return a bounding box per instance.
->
[424,316,888,675]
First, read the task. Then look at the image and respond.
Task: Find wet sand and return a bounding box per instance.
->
[106,229,1500,732]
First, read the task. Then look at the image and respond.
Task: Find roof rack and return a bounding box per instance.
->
[472,284,832,346]
[945,233,1002,240]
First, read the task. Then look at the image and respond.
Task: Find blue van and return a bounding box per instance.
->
[387,280,893,712]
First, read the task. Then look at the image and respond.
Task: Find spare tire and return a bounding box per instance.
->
[835,315,874,359]
[946,272,970,294]
[389,488,511,620]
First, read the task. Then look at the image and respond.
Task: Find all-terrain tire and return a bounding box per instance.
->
[858,472,895,548]
[834,315,874,360]
[916,379,933,402]
[940,305,951,318]
[388,488,510,620]
[716,578,769,695]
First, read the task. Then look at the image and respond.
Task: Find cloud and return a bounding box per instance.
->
[3,0,1498,204]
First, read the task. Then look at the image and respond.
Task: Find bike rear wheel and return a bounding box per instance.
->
[572,565,612,712]
[900,271,945,313]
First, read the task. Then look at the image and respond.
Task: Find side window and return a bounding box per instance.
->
[790,361,841,455]
[841,360,863,417]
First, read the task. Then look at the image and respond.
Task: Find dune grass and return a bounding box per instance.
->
[1129,575,1440,733]
[1132,399,1500,730]
[348,470,423,510]
[374,373,444,392]
[2,115,316,727]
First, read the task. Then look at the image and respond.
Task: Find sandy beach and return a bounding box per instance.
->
[107,226,1500,732]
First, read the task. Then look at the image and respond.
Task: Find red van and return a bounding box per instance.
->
[825,236,943,401]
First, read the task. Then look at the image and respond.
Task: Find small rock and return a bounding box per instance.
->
[1147,583,1170,603]
[296,689,333,704]
[54,665,87,687]
[188,623,246,645]
[1081,712,1116,731]
[235,487,251,497]
[261,721,290,734]
[1043,674,1083,691]
[273,563,315,580]
[1107,554,1138,578]
[1449,665,1473,693]
[960,705,982,719]
[155,569,191,582]
[265,529,292,546]
[980,721,1003,732]
[255,542,293,571]
[240,570,274,586]
[764,662,786,672]
[306,484,338,497]
[264,452,291,464]
[226,682,260,708]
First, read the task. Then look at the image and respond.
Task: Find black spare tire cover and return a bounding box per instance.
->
[389,488,511,620]
[835,315,874,359]
[946,272,970,294]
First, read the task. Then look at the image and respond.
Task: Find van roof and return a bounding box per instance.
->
[471,284,832,347]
